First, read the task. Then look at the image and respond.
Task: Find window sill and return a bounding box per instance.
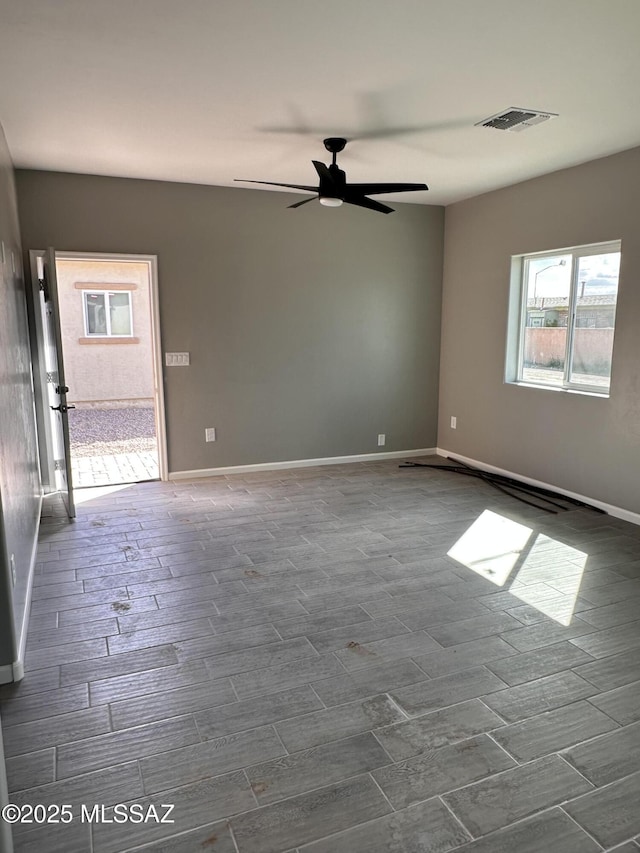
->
[78,337,140,345]
[506,380,609,399]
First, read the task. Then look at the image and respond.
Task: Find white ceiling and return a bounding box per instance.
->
[1,0,640,206]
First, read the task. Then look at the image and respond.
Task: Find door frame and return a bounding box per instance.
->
[27,250,56,493]
[30,250,169,483]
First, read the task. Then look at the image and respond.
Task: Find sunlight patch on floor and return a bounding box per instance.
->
[447,509,534,586]
[448,509,587,625]
[73,482,139,505]
[511,534,587,625]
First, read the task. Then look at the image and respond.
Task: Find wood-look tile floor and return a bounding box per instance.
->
[2,457,640,853]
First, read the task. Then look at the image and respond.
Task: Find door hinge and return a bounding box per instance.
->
[39,273,50,301]
[46,371,57,383]
[54,459,65,471]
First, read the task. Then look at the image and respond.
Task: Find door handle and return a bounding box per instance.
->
[50,404,76,413]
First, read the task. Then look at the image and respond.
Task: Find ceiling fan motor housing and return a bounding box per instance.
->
[321,164,347,200]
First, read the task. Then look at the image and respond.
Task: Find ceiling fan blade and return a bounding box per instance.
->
[312,160,334,183]
[288,196,316,209]
[346,182,428,195]
[343,193,394,214]
[351,120,472,140]
[234,179,317,192]
[259,119,472,140]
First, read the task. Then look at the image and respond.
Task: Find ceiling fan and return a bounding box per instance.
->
[235,137,428,214]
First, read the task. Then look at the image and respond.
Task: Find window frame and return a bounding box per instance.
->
[82,289,134,338]
[509,240,621,397]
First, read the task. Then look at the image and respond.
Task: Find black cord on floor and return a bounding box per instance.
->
[399,457,606,515]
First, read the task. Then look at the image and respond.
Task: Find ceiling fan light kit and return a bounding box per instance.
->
[235,137,428,215]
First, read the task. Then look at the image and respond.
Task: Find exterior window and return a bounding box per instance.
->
[509,241,621,395]
[83,291,133,337]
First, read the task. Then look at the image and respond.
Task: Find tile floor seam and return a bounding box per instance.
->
[135,758,145,798]
[438,752,575,804]
[306,683,327,709]
[226,677,241,704]
[227,818,242,853]
[369,729,398,766]
[393,614,417,631]
[194,707,311,744]
[554,751,602,794]
[382,691,411,721]
[563,763,640,796]
[384,681,510,723]
[482,729,521,764]
[367,770,398,813]
[556,718,626,762]
[475,695,510,726]
[230,786,391,853]
[242,768,261,808]
[556,805,606,850]
[204,766,390,816]
[270,724,291,758]
[268,621,285,642]
[583,693,633,727]
[437,793,476,844]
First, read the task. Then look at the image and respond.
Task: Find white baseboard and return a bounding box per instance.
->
[3,492,43,685]
[170,448,438,480]
[436,448,640,527]
[0,659,22,684]
[0,665,14,685]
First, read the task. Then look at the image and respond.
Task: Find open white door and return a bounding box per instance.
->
[32,248,76,519]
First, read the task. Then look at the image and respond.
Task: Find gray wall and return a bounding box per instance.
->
[439,146,640,516]
[0,125,41,674]
[0,718,12,852]
[16,171,444,473]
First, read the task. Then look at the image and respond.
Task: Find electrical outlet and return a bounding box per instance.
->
[205,427,216,442]
[450,416,457,429]
[377,434,386,446]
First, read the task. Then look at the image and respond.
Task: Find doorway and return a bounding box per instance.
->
[35,252,167,489]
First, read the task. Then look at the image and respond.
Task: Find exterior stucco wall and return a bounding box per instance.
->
[56,258,154,404]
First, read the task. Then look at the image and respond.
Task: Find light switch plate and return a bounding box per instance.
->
[165,352,190,366]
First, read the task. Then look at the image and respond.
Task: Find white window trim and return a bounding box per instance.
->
[507,240,621,397]
[82,289,134,338]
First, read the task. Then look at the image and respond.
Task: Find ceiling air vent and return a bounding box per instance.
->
[476,108,558,132]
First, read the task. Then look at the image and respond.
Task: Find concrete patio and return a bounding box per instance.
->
[68,406,159,488]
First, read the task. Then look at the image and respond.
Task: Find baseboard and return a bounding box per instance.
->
[5,492,43,684]
[170,448,438,480]
[436,447,640,527]
[0,664,14,685]
[0,659,22,684]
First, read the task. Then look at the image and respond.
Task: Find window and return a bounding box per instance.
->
[83,291,133,337]
[507,241,621,395]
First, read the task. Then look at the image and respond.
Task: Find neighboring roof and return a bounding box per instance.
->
[0,1,640,206]
[527,295,617,308]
